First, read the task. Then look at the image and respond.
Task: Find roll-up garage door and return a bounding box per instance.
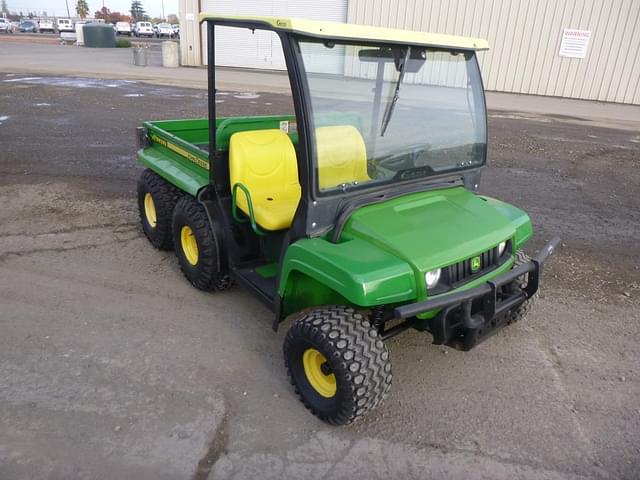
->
[201,0,348,70]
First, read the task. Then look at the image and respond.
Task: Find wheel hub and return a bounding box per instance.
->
[302,348,336,398]
[180,225,199,266]
[143,193,157,228]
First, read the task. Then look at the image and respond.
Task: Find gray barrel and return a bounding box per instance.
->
[83,23,116,48]
[162,41,179,68]
[132,46,148,66]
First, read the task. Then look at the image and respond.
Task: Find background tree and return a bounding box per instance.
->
[75,0,89,19]
[1,0,8,15]
[130,0,145,21]
[109,12,130,23]
[167,13,178,24]
[94,6,110,20]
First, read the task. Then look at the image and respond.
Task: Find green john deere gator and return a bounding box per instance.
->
[135,14,560,425]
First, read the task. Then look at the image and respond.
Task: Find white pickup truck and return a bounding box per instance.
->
[0,18,14,33]
[38,19,56,33]
[115,22,132,36]
[155,22,173,38]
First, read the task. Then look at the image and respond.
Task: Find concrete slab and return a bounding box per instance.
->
[1,41,638,127]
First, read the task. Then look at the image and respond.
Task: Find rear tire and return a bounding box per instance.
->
[283,306,392,425]
[507,250,537,323]
[137,169,182,250]
[172,196,231,291]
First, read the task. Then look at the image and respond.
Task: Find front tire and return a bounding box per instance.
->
[283,306,392,425]
[137,169,182,250]
[172,196,231,291]
[507,250,537,323]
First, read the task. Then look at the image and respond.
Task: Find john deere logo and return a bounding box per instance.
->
[471,256,481,272]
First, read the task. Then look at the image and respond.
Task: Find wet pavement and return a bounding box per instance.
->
[0,74,639,480]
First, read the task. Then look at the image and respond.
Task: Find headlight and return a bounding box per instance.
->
[498,241,507,256]
[425,268,441,289]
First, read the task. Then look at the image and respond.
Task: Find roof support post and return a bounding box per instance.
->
[207,20,216,184]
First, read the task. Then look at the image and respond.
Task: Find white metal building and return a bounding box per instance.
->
[178,0,640,104]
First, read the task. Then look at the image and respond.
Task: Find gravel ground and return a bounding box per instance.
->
[0,74,638,480]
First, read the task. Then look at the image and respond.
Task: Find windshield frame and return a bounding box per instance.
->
[293,35,488,200]
[200,17,489,238]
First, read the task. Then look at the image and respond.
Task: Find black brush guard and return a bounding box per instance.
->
[384,237,561,350]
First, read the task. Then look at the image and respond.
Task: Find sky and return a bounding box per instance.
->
[6,0,178,18]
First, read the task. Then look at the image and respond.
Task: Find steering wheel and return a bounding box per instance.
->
[374,143,430,172]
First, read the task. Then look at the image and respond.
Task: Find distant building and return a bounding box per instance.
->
[178,0,640,105]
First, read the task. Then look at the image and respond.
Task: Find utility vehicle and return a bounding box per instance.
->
[135,14,559,425]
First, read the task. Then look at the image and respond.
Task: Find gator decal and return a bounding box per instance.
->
[150,133,209,170]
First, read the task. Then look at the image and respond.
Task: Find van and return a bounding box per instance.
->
[57,18,74,32]
[134,21,153,37]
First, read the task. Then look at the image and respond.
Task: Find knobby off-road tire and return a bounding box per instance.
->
[507,250,538,323]
[172,196,231,292]
[137,169,182,250]
[283,306,392,425]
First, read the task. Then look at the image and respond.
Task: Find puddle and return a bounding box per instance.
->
[215,99,224,103]
[34,103,51,107]
[2,76,129,89]
[489,112,552,123]
[0,115,8,125]
[3,77,43,83]
[233,93,260,100]
[0,76,195,100]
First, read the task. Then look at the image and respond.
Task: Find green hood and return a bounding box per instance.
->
[343,186,515,275]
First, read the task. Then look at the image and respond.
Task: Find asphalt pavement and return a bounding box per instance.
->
[0,71,639,479]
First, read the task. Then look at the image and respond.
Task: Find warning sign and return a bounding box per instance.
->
[559,29,591,59]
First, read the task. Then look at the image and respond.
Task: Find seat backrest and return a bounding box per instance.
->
[316,125,369,190]
[229,129,300,229]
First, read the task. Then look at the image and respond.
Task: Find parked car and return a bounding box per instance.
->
[133,21,153,37]
[115,21,132,36]
[19,20,38,33]
[0,18,14,33]
[171,23,180,38]
[38,19,56,33]
[155,22,173,38]
[57,18,74,32]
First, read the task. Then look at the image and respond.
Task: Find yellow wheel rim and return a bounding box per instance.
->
[144,193,157,228]
[302,348,336,398]
[180,225,199,266]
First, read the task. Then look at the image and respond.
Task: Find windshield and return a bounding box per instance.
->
[297,40,486,194]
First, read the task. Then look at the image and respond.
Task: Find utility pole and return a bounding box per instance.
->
[65,0,70,18]
[162,0,165,21]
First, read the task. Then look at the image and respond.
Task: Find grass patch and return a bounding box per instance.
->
[116,38,132,48]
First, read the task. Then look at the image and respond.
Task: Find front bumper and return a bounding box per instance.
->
[391,237,560,350]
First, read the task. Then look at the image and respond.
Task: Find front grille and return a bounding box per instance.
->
[448,244,504,286]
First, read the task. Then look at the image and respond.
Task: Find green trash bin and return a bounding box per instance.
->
[83,23,116,48]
